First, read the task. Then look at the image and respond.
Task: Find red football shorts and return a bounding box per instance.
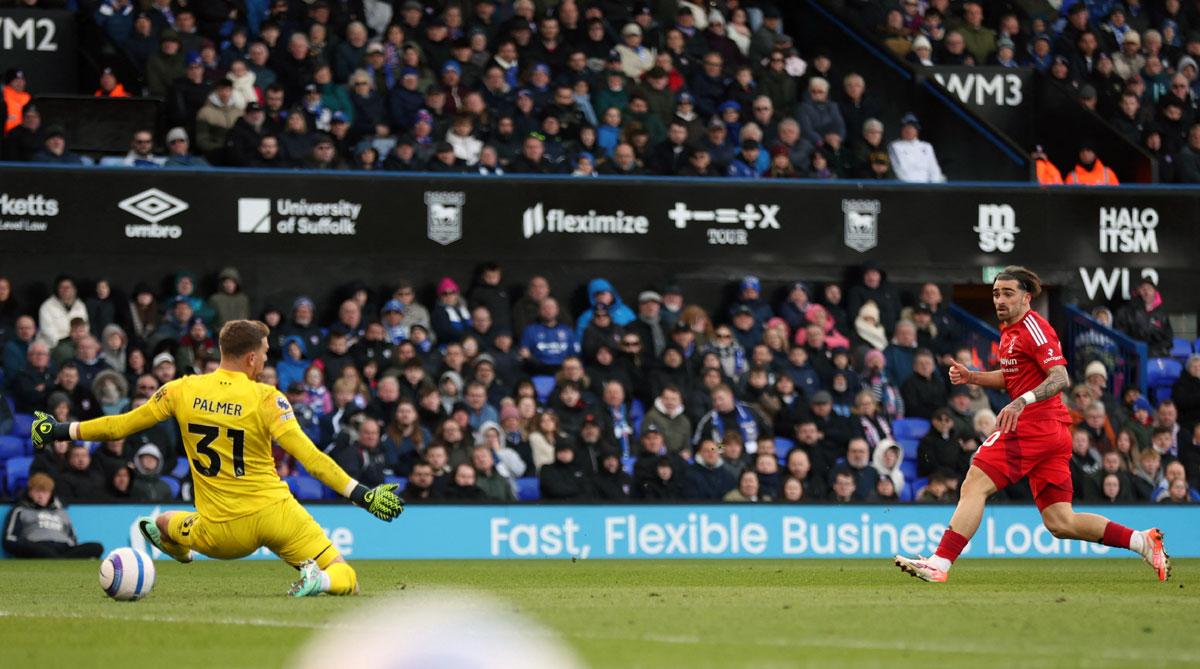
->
[972,419,1074,511]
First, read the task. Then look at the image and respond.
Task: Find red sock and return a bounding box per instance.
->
[1101,521,1134,548]
[934,529,969,563]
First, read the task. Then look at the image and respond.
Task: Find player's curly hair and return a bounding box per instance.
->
[995,265,1042,298]
[219,320,270,358]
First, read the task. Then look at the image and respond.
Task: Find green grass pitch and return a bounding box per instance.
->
[1,558,1197,669]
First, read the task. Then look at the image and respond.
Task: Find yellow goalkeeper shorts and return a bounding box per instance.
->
[166,496,340,568]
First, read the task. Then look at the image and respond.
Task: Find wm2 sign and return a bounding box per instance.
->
[1,15,58,51]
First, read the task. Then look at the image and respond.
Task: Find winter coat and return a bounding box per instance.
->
[3,492,79,552]
[640,399,693,454]
[539,461,591,500]
[683,461,736,500]
[575,278,637,338]
[871,439,906,492]
[797,98,846,145]
[195,93,245,153]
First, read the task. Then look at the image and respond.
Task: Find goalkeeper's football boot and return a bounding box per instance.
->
[894,555,948,583]
[288,559,324,597]
[1139,528,1171,582]
[137,516,193,563]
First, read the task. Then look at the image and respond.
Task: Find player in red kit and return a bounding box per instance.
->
[895,266,1169,583]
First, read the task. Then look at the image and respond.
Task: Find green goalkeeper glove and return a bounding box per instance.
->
[350,483,404,522]
[31,411,72,450]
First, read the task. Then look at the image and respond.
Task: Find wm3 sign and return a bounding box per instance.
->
[926,67,1033,148]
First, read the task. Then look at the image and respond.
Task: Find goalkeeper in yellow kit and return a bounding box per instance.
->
[30,320,403,597]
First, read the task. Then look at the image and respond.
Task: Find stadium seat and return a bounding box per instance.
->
[6,455,32,494]
[897,438,919,461]
[12,413,33,438]
[892,418,931,442]
[1172,337,1193,360]
[0,435,25,461]
[162,476,181,499]
[531,375,556,404]
[285,475,325,500]
[910,476,929,498]
[900,459,918,483]
[383,475,409,492]
[171,459,189,478]
[899,482,914,503]
[773,437,796,462]
[515,477,540,501]
[1147,358,1183,403]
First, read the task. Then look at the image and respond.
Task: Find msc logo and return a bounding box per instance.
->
[975,204,1019,253]
[238,198,271,233]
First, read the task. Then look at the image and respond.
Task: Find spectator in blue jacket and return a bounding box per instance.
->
[276,335,310,391]
[684,439,737,499]
[797,76,846,145]
[690,51,730,118]
[520,297,579,374]
[575,277,636,338]
[95,0,136,47]
[727,139,762,177]
[387,68,426,130]
[730,275,774,324]
[430,277,472,344]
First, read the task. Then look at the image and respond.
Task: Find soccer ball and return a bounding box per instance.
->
[99,547,156,601]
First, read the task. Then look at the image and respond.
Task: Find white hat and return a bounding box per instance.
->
[152,352,175,368]
[1084,361,1108,380]
[912,35,932,51]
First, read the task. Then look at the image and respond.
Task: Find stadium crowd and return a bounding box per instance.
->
[853,0,1200,183]
[0,265,1197,509]
[0,0,951,181]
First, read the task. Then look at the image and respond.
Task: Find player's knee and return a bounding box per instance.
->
[325,561,359,596]
[1043,515,1073,539]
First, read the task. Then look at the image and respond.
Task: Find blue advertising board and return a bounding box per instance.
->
[2,504,1195,560]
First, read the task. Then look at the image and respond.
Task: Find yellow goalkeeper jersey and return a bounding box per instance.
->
[79,368,354,521]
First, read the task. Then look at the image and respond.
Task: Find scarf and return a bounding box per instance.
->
[709,404,759,444]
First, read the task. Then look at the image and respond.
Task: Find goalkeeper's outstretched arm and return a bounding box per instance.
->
[32,400,164,448]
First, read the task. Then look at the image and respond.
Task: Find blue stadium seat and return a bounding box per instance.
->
[171,459,190,478]
[892,418,931,442]
[0,435,24,460]
[285,475,325,500]
[383,475,408,492]
[899,482,914,503]
[1172,338,1193,360]
[1147,358,1183,404]
[910,476,929,498]
[515,477,541,501]
[6,455,32,494]
[897,438,919,461]
[531,375,556,404]
[12,413,33,438]
[773,437,796,462]
[900,459,918,483]
[162,475,181,499]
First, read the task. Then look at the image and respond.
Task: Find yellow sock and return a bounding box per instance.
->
[324,562,358,596]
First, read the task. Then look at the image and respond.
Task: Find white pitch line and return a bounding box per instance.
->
[0,609,347,630]
[567,630,1200,664]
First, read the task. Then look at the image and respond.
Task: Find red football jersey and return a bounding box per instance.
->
[997,309,1072,424]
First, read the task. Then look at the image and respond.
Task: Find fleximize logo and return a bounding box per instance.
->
[522,203,649,239]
